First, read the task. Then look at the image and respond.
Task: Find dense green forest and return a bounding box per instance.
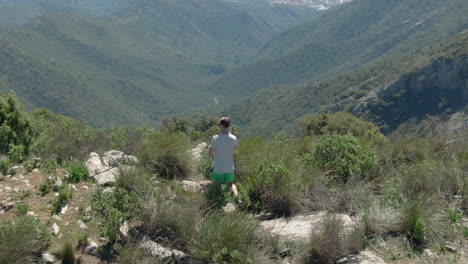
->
[223,31,468,135]
[212,0,468,103]
[0,0,318,127]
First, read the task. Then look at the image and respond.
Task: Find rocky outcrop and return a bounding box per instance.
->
[260,212,354,241]
[179,180,211,192]
[85,151,137,186]
[139,236,187,263]
[188,142,208,162]
[102,150,138,167]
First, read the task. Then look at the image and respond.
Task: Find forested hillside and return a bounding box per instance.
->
[223,32,468,135]
[0,0,319,127]
[211,0,468,103]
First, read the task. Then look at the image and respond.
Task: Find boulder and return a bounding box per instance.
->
[41,252,56,264]
[86,152,136,186]
[119,221,130,239]
[84,239,98,255]
[51,223,60,236]
[94,167,118,186]
[188,142,208,162]
[139,236,186,262]
[260,212,354,241]
[103,150,139,167]
[85,153,107,175]
[356,250,386,264]
[222,203,236,213]
[180,180,211,192]
[77,220,88,229]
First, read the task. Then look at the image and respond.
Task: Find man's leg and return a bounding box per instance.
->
[227,182,238,197]
[225,172,238,196]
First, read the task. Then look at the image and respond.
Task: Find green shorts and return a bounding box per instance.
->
[210,170,235,184]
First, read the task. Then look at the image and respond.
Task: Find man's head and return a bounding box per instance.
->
[218,117,231,133]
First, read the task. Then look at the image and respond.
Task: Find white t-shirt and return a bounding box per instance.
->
[210,133,237,174]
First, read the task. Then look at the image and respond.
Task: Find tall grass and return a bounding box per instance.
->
[139,132,193,180]
[301,214,364,264]
[190,213,275,264]
[0,216,51,264]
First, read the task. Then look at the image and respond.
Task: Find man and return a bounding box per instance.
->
[209,117,238,197]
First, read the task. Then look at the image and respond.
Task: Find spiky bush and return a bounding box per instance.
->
[0,216,51,264]
[190,213,273,264]
[67,160,89,183]
[245,161,300,217]
[302,214,364,264]
[139,132,192,180]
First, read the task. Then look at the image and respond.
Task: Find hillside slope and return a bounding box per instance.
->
[0,0,319,127]
[211,0,468,102]
[223,32,468,135]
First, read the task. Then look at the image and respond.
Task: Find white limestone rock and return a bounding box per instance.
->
[139,236,186,261]
[84,239,98,255]
[51,223,60,236]
[188,142,208,162]
[260,212,354,241]
[41,252,56,264]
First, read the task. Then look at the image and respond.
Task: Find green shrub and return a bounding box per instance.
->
[116,166,152,194]
[384,159,463,201]
[52,186,72,214]
[299,112,387,147]
[0,216,51,264]
[0,158,10,176]
[7,144,25,163]
[304,133,379,182]
[15,202,29,216]
[190,213,270,264]
[76,234,88,251]
[62,242,75,264]
[234,137,297,181]
[140,191,201,249]
[67,160,89,183]
[42,157,59,173]
[245,161,300,217]
[91,187,140,242]
[160,115,189,134]
[139,132,192,180]
[397,196,447,249]
[205,181,230,210]
[38,179,53,196]
[302,214,364,264]
[0,95,33,156]
[30,108,108,163]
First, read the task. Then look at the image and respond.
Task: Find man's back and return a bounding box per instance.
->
[211,133,237,174]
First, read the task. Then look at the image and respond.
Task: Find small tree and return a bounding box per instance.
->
[0,94,33,157]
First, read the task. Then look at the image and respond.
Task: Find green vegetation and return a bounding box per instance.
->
[225,31,468,135]
[302,215,364,264]
[52,186,73,214]
[66,160,89,183]
[304,134,379,182]
[213,0,468,104]
[190,213,272,264]
[0,94,33,157]
[0,216,51,264]
[139,132,192,179]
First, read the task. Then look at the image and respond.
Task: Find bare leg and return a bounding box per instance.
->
[227,182,238,197]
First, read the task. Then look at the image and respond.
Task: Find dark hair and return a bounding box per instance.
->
[219,117,231,128]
